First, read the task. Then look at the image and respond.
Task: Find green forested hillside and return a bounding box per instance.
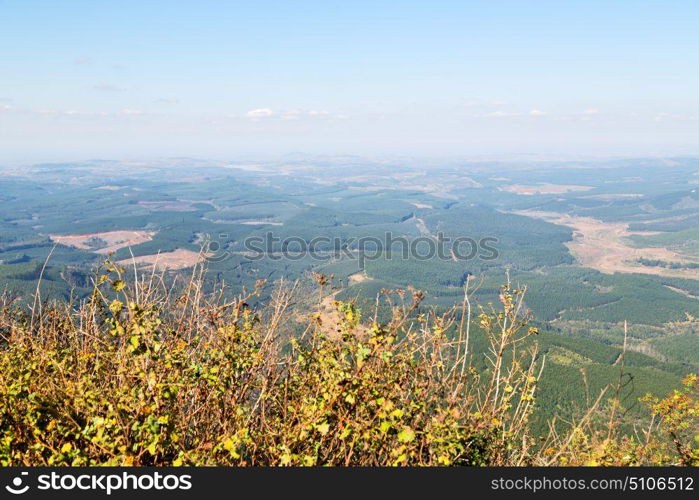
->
[1,159,698,434]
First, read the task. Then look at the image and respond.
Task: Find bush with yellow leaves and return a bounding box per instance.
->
[0,262,695,466]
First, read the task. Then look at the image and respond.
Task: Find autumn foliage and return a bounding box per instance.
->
[0,262,696,466]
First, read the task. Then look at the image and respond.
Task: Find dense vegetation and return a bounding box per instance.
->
[2,158,699,464]
[0,264,696,466]
[637,258,699,270]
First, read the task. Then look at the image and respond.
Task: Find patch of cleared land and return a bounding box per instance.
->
[50,230,155,254]
[349,272,372,284]
[117,249,204,271]
[515,210,699,279]
[411,203,433,209]
[500,184,593,195]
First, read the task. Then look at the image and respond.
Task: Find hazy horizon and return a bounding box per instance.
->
[4,152,699,169]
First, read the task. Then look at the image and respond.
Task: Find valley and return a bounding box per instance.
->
[1,156,698,430]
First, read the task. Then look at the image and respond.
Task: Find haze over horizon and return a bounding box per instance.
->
[1,0,698,161]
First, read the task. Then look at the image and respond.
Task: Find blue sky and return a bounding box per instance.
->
[1,0,697,161]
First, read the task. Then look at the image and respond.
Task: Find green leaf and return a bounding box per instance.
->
[356,345,371,362]
[129,335,141,350]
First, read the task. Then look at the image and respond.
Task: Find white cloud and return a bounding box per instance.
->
[473,108,550,118]
[63,110,96,116]
[246,108,275,118]
[579,108,600,115]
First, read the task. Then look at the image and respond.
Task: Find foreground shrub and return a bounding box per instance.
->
[0,263,695,466]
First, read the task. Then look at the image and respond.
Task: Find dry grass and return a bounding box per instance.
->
[0,262,695,466]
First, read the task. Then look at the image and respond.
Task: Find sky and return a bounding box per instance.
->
[1,0,698,161]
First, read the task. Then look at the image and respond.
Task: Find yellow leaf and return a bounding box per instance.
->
[397,426,415,443]
[390,409,404,419]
